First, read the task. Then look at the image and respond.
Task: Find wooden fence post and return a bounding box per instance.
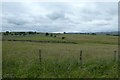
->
[39,49,41,63]
[80,50,82,65]
[114,50,117,62]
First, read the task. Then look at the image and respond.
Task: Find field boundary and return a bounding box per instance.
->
[2,39,77,44]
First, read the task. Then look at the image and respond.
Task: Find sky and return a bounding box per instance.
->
[1,2,118,33]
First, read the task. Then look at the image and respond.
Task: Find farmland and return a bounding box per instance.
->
[2,33,119,78]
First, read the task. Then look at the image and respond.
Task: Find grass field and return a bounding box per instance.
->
[2,33,119,78]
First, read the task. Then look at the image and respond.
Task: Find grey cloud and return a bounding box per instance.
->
[7,18,27,25]
[2,2,27,15]
[1,2,118,32]
[47,11,67,21]
[2,14,31,26]
[95,23,110,26]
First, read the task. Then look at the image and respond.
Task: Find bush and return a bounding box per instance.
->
[62,37,65,39]
[45,33,49,36]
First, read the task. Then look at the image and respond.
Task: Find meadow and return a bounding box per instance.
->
[2,33,119,78]
[0,46,1,79]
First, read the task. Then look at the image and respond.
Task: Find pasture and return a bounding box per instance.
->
[2,33,118,78]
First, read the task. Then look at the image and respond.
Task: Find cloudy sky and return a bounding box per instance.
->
[1,2,118,32]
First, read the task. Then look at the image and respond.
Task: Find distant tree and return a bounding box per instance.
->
[11,33,14,35]
[5,31,9,35]
[106,34,110,35]
[50,34,53,37]
[28,31,34,34]
[15,32,18,35]
[20,32,25,34]
[3,33,7,35]
[91,33,96,35]
[45,32,49,36]
[4,31,9,35]
[19,32,26,36]
[34,32,37,34]
[54,35,56,37]
[64,32,66,34]
[113,35,119,36]
[62,37,65,39]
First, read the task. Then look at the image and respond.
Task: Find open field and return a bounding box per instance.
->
[0,42,1,79]
[2,33,119,78]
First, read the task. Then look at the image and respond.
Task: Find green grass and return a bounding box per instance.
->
[2,34,118,78]
[0,34,2,79]
[58,34,118,45]
[3,34,118,44]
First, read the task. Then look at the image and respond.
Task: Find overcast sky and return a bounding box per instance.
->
[1,2,118,32]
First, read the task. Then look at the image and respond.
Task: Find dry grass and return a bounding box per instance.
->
[2,34,118,78]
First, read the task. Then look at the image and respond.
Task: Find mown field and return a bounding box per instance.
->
[2,33,119,78]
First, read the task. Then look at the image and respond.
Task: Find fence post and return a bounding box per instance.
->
[80,50,82,65]
[114,50,117,62]
[39,49,41,63]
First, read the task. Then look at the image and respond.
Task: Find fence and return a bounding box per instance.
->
[38,49,118,64]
